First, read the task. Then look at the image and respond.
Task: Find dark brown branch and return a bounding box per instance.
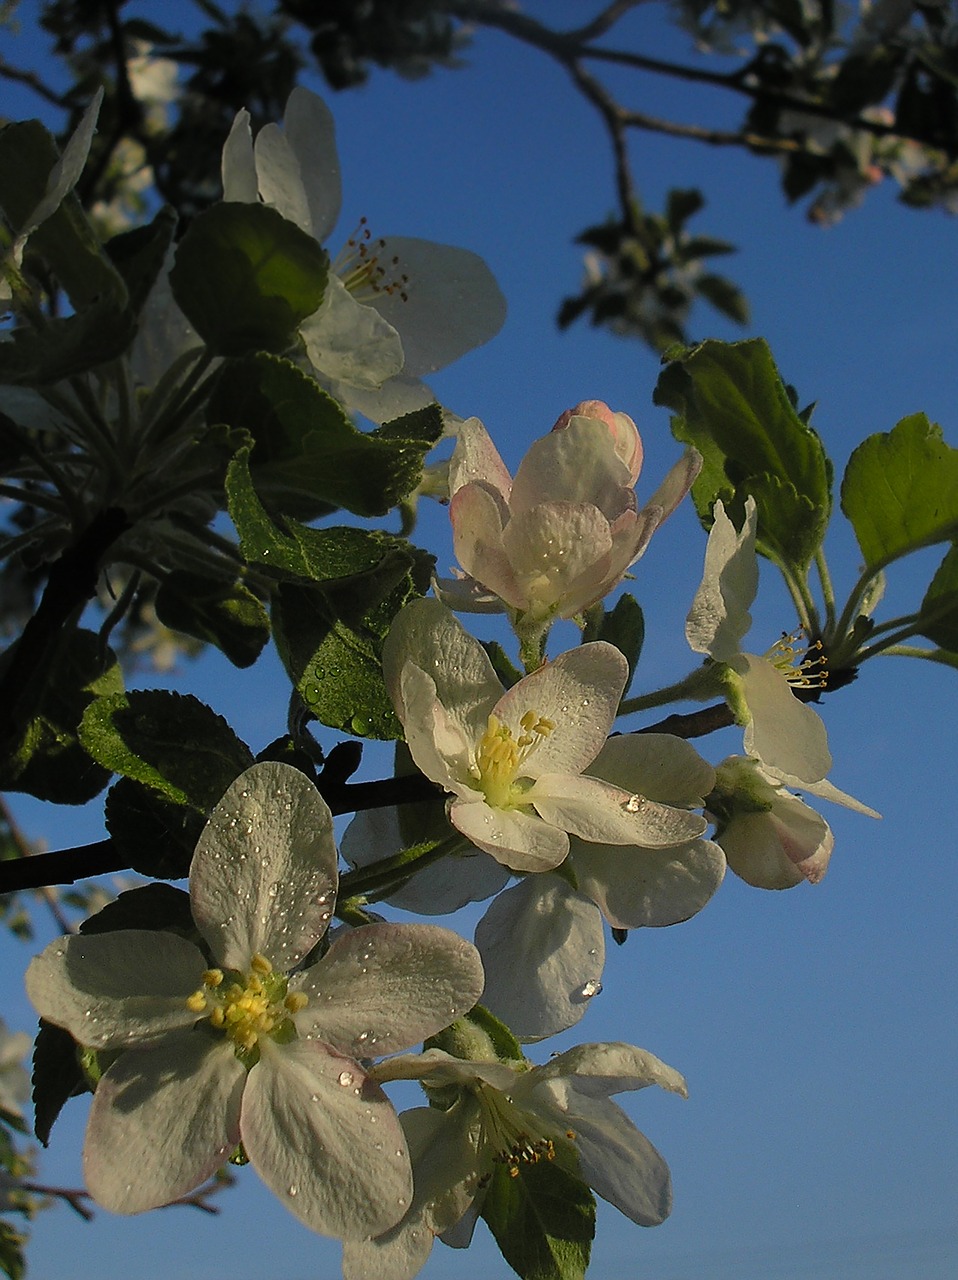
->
[638,701,735,739]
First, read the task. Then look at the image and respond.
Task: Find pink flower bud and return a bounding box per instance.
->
[552,400,643,484]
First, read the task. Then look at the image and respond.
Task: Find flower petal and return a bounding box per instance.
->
[530,774,707,847]
[686,497,758,661]
[475,876,605,1041]
[26,931,206,1049]
[300,275,404,389]
[190,762,337,974]
[719,803,832,889]
[740,654,832,783]
[363,237,506,377]
[527,1040,688,1098]
[450,483,526,610]
[242,1038,411,1240]
[642,446,702,524]
[447,416,513,503]
[571,837,726,929]
[493,643,627,777]
[221,109,258,202]
[587,733,716,807]
[84,1030,244,1213]
[253,122,311,232]
[449,798,569,871]
[510,418,631,515]
[293,922,485,1058]
[500,501,614,616]
[283,85,341,241]
[325,371,434,425]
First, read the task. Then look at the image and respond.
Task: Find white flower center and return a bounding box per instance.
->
[473,1081,574,1179]
[332,217,410,303]
[472,710,555,810]
[765,629,828,690]
[186,951,308,1059]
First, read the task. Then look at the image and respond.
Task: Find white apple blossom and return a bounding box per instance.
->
[686,497,878,815]
[709,755,836,889]
[437,402,701,623]
[220,87,506,422]
[26,762,484,1239]
[342,1042,687,1280]
[382,598,707,873]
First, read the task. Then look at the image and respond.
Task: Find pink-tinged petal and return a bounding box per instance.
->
[587,734,716,808]
[450,484,526,609]
[283,86,341,242]
[190,762,337,974]
[242,1039,411,1240]
[500,501,614,616]
[253,122,310,231]
[221,110,258,202]
[510,418,632,515]
[523,1075,678,1225]
[398,663,478,791]
[571,836,726,929]
[447,416,513,502]
[686,497,758,660]
[475,876,605,1042]
[26,931,205,1050]
[449,798,569,871]
[642,446,702,524]
[292,922,485,1057]
[552,403,643,485]
[739,655,832,783]
[493,643,627,777]
[530,774,706,847]
[719,804,832,889]
[570,507,660,610]
[300,276,404,389]
[84,1030,244,1213]
[341,805,508,915]
[433,573,510,614]
[384,599,503,736]
[364,238,507,377]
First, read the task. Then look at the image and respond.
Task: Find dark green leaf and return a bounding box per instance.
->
[210,354,442,517]
[481,1156,595,1280]
[32,1020,86,1147]
[694,273,750,324]
[655,338,833,568]
[104,206,178,319]
[79,689,253,807]
[582,594,644,687]
[105,778,208,880]
[0,630,121,804]
[169,202,328,356]
[154,570,270,668]
[78,883,195,937]
[0,295,137,386]
[840,414,958,569]
[918,543,958,649]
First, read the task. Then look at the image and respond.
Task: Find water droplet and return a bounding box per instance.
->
[397,1196,407,1208]
[310,1094,320,1103]
[579,978,602,999]
[267,883,279,898]
[288,1183,298,1197]
[338,1071,355,1087]
[622,794,645,813]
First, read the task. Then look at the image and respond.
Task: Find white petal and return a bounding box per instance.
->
[324,371,434,425]
[571,837,726,929]
[341,805,508,914]
[500,502,614,615]
[528,1041,688,1097]
[527,1079,675,1225]
[221,109,258,202]
[19,89,103,241]
[642,446,702,523]
[383,598,502,736]
[783,772,881,818]
[740,655,832,783]
[510,418,632,515]
[493,643,627,777]
[398,663,478,792]
[283,86,341,241]
[190,762,337,974]
[242,1039,411,1240]
[531,774,707,847]
[450,484,527,609]
[300,275,404,389]
[253,122,311,232]
[363,237,506,376]
[587,733,716,807]
[450,798,569,871]
[84,1030,244,1213]
[475,877,605,1041]
[293,922,485,1057]
[447,416,513,502]
[686,497,758,660]
[26,931,205,1049]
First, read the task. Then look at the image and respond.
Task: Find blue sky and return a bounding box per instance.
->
[2,2,957,1278]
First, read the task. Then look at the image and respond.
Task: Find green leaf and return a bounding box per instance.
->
[169,202,328,356]
[918,543,958,649]
[655,338,833,569]
[79,689,253,807]
[582,593,644,687]
[840,414,958,569]
[0,1219,26,1280]
[0,630,121,804]
[32,1020,86,1147]
[480,1157,595,1280]
[0,295,137,386]
[0,119,127,310]
[78,882,196,938]
[694,273,750,324]
[154,570,270,668]
[104,206,178,319]
[105,778,208,880]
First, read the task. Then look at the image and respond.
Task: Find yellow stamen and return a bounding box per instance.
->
[472,709,555,809]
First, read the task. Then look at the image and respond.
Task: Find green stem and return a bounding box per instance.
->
[618,663,720,717]
[878,645,958,669]
[856,621,929,663]
[833,562,884,647]
[337,834,465,906]
[815,548,836,634]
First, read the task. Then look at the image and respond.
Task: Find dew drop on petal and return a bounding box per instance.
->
[578,978,602,999]
[622,794,645,813]
[338,1071,355,1087]
[288,1184,298,1197]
